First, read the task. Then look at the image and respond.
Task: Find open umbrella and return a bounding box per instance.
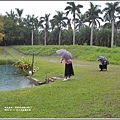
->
[97,56,104,60]
[97,56,109,64]
[56,49,72,59]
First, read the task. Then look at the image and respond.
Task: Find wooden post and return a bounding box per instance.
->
[32,53,34,75]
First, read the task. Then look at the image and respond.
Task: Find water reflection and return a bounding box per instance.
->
[0,65,35,91]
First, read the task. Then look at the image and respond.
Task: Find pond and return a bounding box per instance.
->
[0,65,35,91]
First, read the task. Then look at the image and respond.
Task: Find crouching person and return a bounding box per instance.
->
[97,56,109,71]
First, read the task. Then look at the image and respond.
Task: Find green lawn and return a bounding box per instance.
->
[0,45,120,118]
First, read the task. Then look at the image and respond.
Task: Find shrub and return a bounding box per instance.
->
[13,57,32,76]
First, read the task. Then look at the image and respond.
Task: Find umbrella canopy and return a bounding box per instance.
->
[97,56,109,64]
[56,49,72,59]
[97,56,105,60]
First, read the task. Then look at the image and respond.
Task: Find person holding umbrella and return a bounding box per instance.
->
[56,49,74,81]
[97,56,109,71]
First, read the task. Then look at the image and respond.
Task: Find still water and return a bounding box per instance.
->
[0,65,34,91]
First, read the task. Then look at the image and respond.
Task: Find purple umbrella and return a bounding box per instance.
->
[97,56,105,60]
[56,49,72,59]
[97,56,109,64]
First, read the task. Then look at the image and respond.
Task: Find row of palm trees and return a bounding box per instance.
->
[1,1,120,47]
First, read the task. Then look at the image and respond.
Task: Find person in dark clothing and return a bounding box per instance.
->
[98,58,109,71]
[61,57,74,81]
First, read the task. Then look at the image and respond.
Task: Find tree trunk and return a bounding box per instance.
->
[73,20,76,45]
[31,28,34,46]
[59,29,61,45]
[44,29,47,46]
[111,19,114,48]
[90,21,94,46]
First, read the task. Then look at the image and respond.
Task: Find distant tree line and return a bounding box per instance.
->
[0,1,120,48]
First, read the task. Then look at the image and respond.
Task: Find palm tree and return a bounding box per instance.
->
[64,1,83,45]
[30,15,39,46]
[6,9,17,22]
[85,2,103,46]
[15,8,24,24]
[102,2,120,48]
[50,11,68,45]
[15,8,23,18]
[75,13,87,30]
[23,15,32,45]
[24,14,38,45]
[67,18,72,30]
[50,19,55,31]
[116,16,120,33]
[40,14,50,46]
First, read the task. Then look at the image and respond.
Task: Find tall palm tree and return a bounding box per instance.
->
[64,1,83,45]
[50,11,68,45]
[6,9,17,22]
[85,2,103,46]
[67,18,72,30]
[116,16,120,33]
[25,14,38,46]
[15,8,24,24]
[102,2,120,48]
[40,14,50,46]
[15,8,23,18]
[30,15,39,46]
[75,13,87,30]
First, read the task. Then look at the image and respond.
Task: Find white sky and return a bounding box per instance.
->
[0,1,118,25]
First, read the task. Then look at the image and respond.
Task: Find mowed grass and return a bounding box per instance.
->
[0,45,120,118]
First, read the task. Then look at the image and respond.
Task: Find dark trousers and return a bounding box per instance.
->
[99,64,107,71]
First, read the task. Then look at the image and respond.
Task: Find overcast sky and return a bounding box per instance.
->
[0,1,118,25]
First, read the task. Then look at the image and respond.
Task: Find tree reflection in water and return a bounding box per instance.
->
[0,65,34,91]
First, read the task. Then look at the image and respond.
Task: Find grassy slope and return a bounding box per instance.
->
[14,45,120,65]
[0,45,120,118]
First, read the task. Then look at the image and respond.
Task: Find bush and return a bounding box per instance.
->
[13,57,32,76]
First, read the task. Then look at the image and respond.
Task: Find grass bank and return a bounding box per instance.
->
[0,47,15,65]
[14,45,120,65]
[0,45,120,118]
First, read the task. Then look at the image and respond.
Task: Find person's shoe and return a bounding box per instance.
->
[67,77,70,80]
[63,78,68,81]
[103,69,107,71]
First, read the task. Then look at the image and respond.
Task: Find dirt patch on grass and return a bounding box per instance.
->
[46,60,58,63]
[46,60,91,66]
[74,63,91,66]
